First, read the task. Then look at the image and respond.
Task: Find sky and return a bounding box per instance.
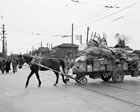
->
[0,0,140,55]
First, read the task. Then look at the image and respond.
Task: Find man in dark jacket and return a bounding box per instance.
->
[6,59,11,73]
[0,59,6,74]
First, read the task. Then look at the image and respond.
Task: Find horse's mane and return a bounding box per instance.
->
[22,55,33,64]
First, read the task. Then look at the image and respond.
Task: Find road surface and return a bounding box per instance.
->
[0,65,140,112]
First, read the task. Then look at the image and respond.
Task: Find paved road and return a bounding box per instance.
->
[0,66,140,112]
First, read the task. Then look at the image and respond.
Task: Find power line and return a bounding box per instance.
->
[75,1,140,29]
[71,0,105,7]
[85,0,121,21]
[85,8,108,22]
[112,16,124,21]
[71,0,121,8]
[70,0,121,28]
[63,1,117,34]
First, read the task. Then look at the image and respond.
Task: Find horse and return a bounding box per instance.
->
[18,55,67,88]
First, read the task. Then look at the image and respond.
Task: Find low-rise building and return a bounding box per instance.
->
[52,43,79,58]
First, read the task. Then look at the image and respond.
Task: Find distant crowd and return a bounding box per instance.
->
[0,57,18,74]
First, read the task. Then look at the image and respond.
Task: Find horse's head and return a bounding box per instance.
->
[18,55,25,69]
[18,55,33,69]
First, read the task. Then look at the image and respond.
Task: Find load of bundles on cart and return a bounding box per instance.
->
[72,38,140,84]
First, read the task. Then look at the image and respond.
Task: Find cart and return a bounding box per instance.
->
[71,55,140,85]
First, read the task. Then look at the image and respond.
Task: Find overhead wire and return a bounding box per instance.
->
[61,1,111,32]
[74,0,140,29]
[61,0,121,37]
[70,0,118,32]
[67,0,140,44]
[84,8,108,22]
[73,0,118,26]
[112,4,140,22]
[59,1,119,42]
[5,0,140,52]
[101,0,140,23]
[71,0,106,7]
[83,0,140,34]
[70,0,110,23]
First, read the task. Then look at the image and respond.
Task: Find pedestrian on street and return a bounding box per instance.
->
[0,59,6,74]
[12,58,18,73]
[5,59,11,73]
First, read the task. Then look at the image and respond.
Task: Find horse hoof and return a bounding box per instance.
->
[38,85,41,87]
[25,84,28,88]
[53,84,57,86]
[64,81,67,84]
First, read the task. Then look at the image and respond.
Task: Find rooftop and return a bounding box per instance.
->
[53,43,79,48]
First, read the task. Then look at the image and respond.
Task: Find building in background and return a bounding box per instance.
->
[52,43,79,58]
[30,47,50,57]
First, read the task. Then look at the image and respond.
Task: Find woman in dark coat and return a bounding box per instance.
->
[0,59,6,74]
[5,59,11,73]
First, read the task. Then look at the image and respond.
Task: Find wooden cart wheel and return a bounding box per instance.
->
[112,69,124,83]
[101,72,111,81]
[78,76,88,85]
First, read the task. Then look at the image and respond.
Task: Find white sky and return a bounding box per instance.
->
[0,0,140,55]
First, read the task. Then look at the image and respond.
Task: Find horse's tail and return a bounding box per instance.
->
[59,59,65,73]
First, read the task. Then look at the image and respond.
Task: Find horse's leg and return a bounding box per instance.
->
[35,71,41,87]
[60,73,67,84]
[54,72,59,86]
[25,71,34,88]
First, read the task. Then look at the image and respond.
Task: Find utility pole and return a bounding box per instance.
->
[1,24,7,58]
[47,43,48,48]
[80,35,82,44]
[71,23,74,59]
[41,41,43,47]
[51,44,53,50]
[32,46,34,56]
[26,48,28,55]
[86,26,89,45]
